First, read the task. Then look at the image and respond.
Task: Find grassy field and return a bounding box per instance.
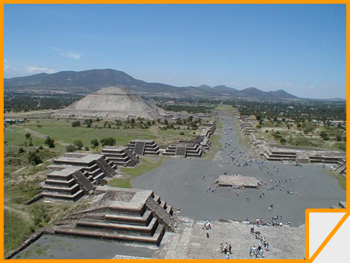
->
[258,121,346,152]
[18,119,156,148]
[203,134,222,160]
[108,156,163,188]
[157,128,197,146]
[4,209,34,254]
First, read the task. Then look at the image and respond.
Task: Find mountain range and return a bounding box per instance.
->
[4,69,299,99]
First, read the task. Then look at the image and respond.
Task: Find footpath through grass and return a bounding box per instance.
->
[108,157,163,188]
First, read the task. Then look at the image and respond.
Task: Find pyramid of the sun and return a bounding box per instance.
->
[52,87,163,120]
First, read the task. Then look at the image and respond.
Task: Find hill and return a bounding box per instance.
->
[4,69,298,99]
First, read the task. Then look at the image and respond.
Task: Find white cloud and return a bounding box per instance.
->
[25,66,56,74]
[52,47,81,60]
[4,59,17,71]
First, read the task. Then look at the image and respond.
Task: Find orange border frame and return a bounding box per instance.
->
[1,2,348,262]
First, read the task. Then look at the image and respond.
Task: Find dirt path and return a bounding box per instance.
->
[149,126,163,144]
[23,127,70,146]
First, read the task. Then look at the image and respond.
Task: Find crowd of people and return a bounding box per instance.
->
[249,226,270,258]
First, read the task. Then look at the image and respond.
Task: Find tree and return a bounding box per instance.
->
[100,137,116,146]
[18,147,25,154]
[28,151,42,165]
[84,119,92,128]
[44,136,55,148]
[66,145,76,152]
[72,120,81,127]
[74,140,84,150]
[91,139,99,147]
[25,132,32,140]
[320,131,329,140]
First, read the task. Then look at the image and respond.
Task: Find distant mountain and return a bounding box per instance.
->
[4,69,299,99]
[268,89,298,99]
[235,87,298,99]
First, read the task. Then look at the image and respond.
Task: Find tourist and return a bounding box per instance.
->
[249,246,253,257]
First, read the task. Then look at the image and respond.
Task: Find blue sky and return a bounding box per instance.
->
[4,4,346,99]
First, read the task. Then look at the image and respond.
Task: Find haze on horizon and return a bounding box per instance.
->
[4,4,346,99]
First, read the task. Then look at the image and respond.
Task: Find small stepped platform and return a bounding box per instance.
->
[163,142,202,158]
[53,188,176,246]
[128,140,160,155]
[102,146,139,167]
[43,153,117,202]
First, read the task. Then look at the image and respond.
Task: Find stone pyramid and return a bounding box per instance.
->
[52,87,164,120]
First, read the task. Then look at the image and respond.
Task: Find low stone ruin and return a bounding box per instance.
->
[101,146,139,167]
[42,153,117,201]
[52,187,176,246]
[163,142,202,158]
[127,139,160,155]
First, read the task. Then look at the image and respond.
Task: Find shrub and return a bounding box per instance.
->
[25,132,31,140]
[44,136,55,148]
[66,145,76,152]
[18,147,25,154]
[100,137,116,146]
[91,139,99,147]
[28,151,42,165]
[74,140,84,150]
[71,121,81,127]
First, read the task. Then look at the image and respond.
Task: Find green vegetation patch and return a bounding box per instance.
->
[109,157,163,188]
[21,119,156,148]
[203,134,222,160]
[158,128,197,146]
[327,171,346,191]
[4,209,34,256]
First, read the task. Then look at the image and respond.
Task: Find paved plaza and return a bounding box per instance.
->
[132,115,346,227]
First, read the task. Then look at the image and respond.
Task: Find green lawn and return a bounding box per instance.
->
[18,119,156,148]
[4,126,46,147]
[108,157,163,188]
[158,128,197,145]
